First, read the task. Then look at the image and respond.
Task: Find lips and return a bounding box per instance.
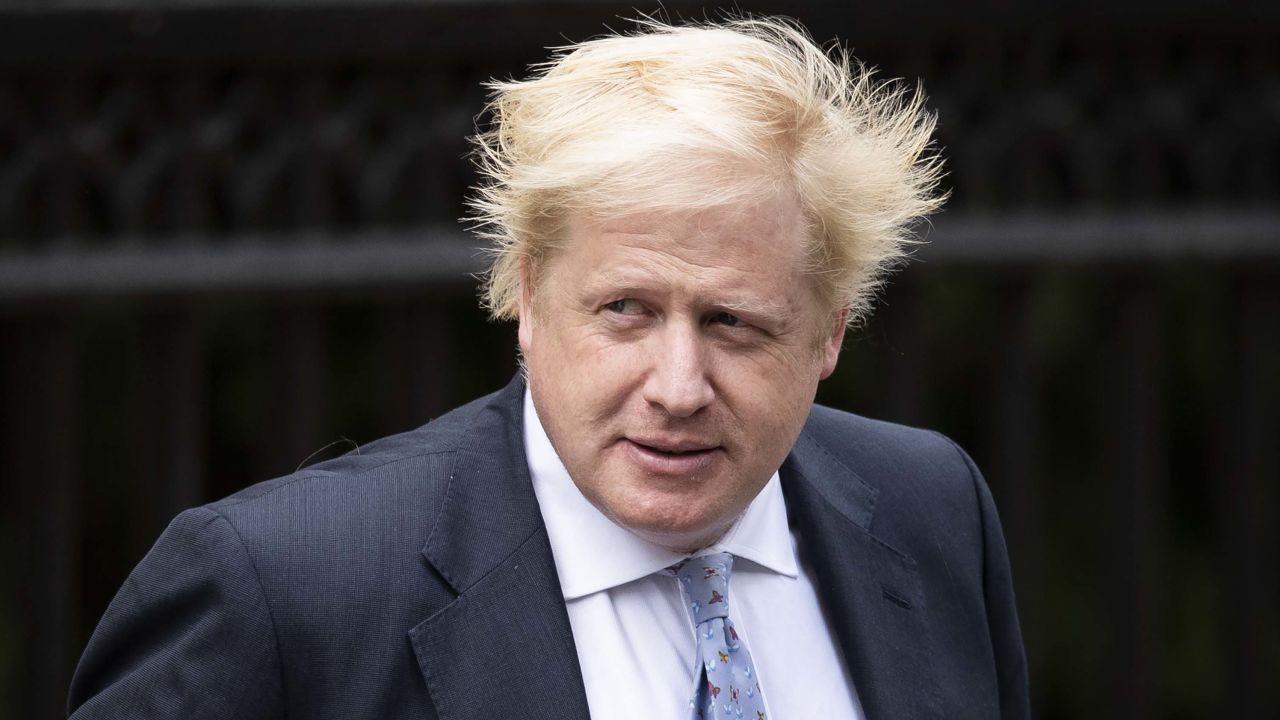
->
[622,437,722,475]
[630,436,717,453]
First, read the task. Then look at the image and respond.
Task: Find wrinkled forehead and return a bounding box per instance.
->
[524,161,835,312]
[545,195,833,320]
[539,183,812,286]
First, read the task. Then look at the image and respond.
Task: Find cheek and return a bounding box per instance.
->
[718,342,820,394]
[565,327,651,377]
[712,348,822,440]
[537,333,643,419]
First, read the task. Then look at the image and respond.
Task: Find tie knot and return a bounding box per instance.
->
[671,552,734,625]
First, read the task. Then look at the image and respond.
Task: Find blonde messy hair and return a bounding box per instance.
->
[468,16,946,325]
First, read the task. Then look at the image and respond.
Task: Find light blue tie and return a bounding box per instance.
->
[671,553,769,720]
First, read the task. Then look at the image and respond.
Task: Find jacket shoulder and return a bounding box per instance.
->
[208,389,499,518]
[186,387,514,600]
[802,403,975,488]
[801,405,1030,718]
[799,403,987,554]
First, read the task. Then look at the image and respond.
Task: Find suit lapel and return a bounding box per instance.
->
[408,378,591,720]
[407,378,942,720]
[782,428,943,720]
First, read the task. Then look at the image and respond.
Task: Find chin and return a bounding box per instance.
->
[610,503,729,552]
[574,456,743,549]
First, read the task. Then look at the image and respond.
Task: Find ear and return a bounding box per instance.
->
[818,308,848,380]
[517,258,534,353]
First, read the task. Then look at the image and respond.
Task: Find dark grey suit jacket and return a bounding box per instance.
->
[69,375,1029,719]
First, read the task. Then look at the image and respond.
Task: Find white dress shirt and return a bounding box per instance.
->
[524,390,865,720]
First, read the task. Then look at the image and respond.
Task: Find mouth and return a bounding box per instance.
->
[622,437,722,476]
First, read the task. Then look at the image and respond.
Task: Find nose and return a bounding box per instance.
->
[641,320,715,417]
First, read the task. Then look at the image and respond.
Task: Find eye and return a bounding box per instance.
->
[603,298,645,315]
[711,312,746,328]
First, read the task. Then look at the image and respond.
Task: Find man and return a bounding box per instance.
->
[69,17,1028,720]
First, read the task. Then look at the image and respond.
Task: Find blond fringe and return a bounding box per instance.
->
[467,15,946,324]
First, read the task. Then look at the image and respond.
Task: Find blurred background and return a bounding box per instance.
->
[1,1,1277,718]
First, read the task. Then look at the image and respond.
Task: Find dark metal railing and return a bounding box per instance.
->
[1,3,1277,720]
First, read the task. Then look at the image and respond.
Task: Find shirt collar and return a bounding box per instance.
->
[524,388,798,601]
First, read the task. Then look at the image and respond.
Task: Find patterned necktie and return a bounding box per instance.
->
[669,553,769,720]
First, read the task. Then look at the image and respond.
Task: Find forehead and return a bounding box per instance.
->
[563,194,808,277]
[539,194,825,326]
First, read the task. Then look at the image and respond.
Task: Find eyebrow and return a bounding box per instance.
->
[580,269,797,325]
[716,297,794,325]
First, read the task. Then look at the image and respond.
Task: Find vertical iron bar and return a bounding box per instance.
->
[986,272,1044,709]
[12,317,82,720]
[382,295,453,431]
[270,304,328,475]
[1222,271,1280,717]
[1106,275,1165,719]
[136,309,207,533]
[884,273,930,426]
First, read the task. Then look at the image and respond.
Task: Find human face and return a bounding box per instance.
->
[519,194,846,552]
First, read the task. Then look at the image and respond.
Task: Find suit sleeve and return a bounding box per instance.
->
[959,448,1032,720]
[68,507,285,720]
